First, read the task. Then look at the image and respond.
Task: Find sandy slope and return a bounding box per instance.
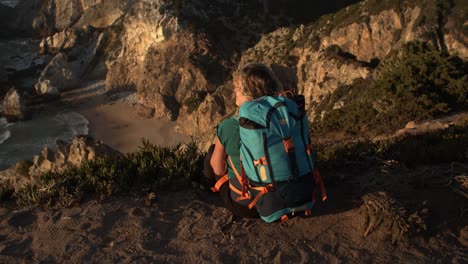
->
[0,185,466,263]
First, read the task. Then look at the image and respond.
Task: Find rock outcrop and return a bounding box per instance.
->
[2,88,29,122]
[28,135,123,177]
[35,53,78,96]
[32,0,130,36]
[0,136,123,191]
[103,0,286,136]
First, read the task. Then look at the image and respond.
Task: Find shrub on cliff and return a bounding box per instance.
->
[14,140,205,208]
[313,41,467,136]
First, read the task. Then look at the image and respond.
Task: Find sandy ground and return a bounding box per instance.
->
[0,81,467,263]
[79,101,190,153]
[0,185,466,263]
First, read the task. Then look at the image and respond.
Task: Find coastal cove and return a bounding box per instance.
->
[0,0,466,263]
[0,80,192,170]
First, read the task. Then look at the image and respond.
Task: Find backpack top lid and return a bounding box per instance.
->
[239,95,313,184]
[238,95,298,134]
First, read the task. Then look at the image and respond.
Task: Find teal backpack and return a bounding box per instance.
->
[238,94,327,222]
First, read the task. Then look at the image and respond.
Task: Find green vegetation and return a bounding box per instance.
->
[12,140,205,208]
[310,0,420,36]
[313,41,467,136]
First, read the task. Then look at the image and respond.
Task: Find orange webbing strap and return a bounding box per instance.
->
[313,168,327,202]
[230,183,250,201]
[281,215,289,222]
[211,174,229,192]
[247,185,273,209]
[228,156,243,183]
[278,88,296,98]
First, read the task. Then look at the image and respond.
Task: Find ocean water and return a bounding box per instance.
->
[0,0,18,7]
[0,112,89,170]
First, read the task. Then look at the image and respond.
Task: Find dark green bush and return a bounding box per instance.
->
[313,41,468,137]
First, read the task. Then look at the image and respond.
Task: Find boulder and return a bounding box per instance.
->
[54,0,83,31]
[2,88,29,122]
[35,52,79,96]
[68,31,107,79]
[31,0,135,38]
[74,0,137,29]
[0,136,123,191]
[40,29,80,54]
[28,135,123,178]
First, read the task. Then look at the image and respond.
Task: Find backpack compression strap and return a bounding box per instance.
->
[211,156,251,201]
[227,156,250,201]
[247,184,274,209]
[283,137,299,179]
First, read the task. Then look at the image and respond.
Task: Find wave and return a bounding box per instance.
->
[0,117,7,126]
[0,117,10,144]
[0,0,18,7]
[55,112,90,138]
[0,130,10,144]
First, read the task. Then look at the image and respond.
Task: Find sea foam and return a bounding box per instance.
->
[0,117,10,144]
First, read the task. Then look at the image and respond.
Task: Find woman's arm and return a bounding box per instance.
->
[210,136,227,176]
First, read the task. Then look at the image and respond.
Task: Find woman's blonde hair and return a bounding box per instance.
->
[234,63,283,99]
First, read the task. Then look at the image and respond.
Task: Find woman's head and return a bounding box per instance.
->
[233,63,282,106]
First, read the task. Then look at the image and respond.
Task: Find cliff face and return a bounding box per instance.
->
[238,0,467,119]
[11,0,467,145]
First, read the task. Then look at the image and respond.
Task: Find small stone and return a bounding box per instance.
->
[405,121,417,129]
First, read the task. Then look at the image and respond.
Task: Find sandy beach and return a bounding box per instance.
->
[60,81,191,153]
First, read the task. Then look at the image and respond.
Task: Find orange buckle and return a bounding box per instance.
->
[304,210,312,216]
[306,144,312,155]
[281,215,289,222]
[283,138,295,152]
[253,157,268,166]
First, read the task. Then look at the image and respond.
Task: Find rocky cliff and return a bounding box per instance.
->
[239,0,467,116]
[4,0,467,146]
